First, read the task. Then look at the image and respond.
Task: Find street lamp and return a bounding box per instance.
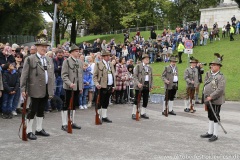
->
[51,0,62,48]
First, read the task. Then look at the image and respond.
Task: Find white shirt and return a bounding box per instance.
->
[171,65,178,82]
[37,53,48,84]
[89,63,95,75]
[103,60,113,85]
[143,63,149,81]
[211,70,220,76]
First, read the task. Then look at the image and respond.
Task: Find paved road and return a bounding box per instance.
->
[0,100,240,160]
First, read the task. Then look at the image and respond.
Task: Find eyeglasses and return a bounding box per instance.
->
[12,50,16,52]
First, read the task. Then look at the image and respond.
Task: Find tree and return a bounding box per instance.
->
[234,0,240,7]
[0,1,45,36]
[168,0,221,28]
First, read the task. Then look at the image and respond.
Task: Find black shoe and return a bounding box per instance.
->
[169,110,176,115]
[2,113,8,119]
[132,114,136,120]
[35,129,50,136]
[140,114,149,119]
[16,108,22,114]
[184,108,190,112]
[72,123,81,129]
[209,135,218,142]
[102,117,112,123]
[27,132,37,140]
[61,125,67,131]
[120,99,124,104]
[200,133,213,138]
[8,113,13,119]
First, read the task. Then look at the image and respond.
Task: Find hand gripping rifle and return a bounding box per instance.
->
[209,101,227,134]
[95,89,102,125]
[136,89,142,121]
[68,78,75,134]
[164,84,169,117]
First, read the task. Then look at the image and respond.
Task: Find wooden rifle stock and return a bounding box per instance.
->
[21,94,28,141]
[189,88,194,113]
[164,84,169,117]
[68,79,75,134]
[136,90,141,121]
[95,89,102,125]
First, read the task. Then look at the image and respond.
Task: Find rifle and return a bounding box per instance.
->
[18,93,28,141]
[95,89,102,125]
[209,101,227,134]
[164,84,169,117]
[68,78,75,134]
[136,89,142,121]
[189,88,194,113]
[19,58,31,141]
[202,88,208,111]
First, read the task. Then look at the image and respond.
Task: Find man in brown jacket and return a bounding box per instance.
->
[132,54,153,119]
[21,39,55,140]
[61,44,83,131]
[183,57,199,113]
[201,59,225,142]
[162,56,178,115]
[93,50,116,123]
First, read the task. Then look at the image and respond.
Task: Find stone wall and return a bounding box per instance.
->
[200,6,240,29]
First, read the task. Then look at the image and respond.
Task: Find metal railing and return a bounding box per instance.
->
[99,25,164,35]
[0,35,35,45]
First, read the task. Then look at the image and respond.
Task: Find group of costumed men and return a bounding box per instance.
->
[17,40,225,142]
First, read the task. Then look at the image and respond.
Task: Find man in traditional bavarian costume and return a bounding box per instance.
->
[131,54,153,120]
[183,57,199,113]
[200,59,225,142]
[93,50,116,123]
[162,56,178,115]
[21,39,55,140]
[61,44,83,131]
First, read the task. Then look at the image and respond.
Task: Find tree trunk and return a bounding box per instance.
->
[70,18,77,45]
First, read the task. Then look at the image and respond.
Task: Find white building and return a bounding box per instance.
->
[200,0,240,28]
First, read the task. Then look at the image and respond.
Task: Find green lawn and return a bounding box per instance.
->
[61,31,240,101]
[151,34,240,101]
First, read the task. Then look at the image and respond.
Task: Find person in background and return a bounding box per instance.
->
[177,42,185,64]
[230,25,235,41]
[12,53,24,116]
[222,25,226,38]
[115,57,128,104]
[79,63,92,109]
[87,56,95,108]
[53,49,65,98]
[2,63,19,119]
[0,46,15,66]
